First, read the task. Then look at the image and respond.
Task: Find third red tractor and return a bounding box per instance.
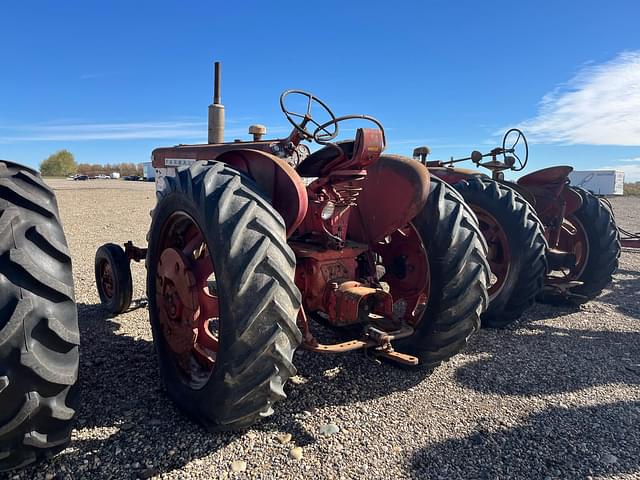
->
[414,129,621,327]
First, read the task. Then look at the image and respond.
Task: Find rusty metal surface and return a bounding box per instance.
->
[124,240,147,263]
[324,280,393,326]
[621,238,640,248]
[517,165,573,187]
[156,248,199,364]
[472,206,511,299]
[349,155,431,244]
[154,147,308,237]
[428,166,486,185]
[321,128,383,174]
[371,224,429,326]
[98,260,114,299]
[292,242,368,315]
[216,149,308,237]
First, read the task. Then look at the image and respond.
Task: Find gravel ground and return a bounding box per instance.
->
[4,180,640,480]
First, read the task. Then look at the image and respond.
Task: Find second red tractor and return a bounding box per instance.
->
[94,64,490,430]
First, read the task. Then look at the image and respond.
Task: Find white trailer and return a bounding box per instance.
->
[110,172,121,179]
[143,162,156,181]
[569,170,624,196]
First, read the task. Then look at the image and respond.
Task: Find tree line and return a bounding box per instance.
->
[39,150,143,177]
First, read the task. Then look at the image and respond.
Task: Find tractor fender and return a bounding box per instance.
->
[215,149,308,237]
[349,154,431,244]
[428,166,489,185]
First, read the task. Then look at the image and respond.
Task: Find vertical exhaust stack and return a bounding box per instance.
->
[208,62,225,144]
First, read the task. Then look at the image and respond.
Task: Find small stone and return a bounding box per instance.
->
[131,462,141,469]
[323,367,341,378]
[246,432,257,440]
[392,446,402,453]
[289,447,303,460]
[231,460,247,472]
[603,453,618,464]
[277,433,292,444]
[319,423,340,436]
[121,422,135,431]
[290,376,306,385]
[45,473,55,480]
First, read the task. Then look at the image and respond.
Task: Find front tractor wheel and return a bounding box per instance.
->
[94,243,133,315]
[388,176,490,369]
[146,161,302,430]
[454,177,548,327]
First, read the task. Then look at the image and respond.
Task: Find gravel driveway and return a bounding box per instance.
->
[4,180,639,480]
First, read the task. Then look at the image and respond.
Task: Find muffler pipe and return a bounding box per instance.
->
[208,61,225,144]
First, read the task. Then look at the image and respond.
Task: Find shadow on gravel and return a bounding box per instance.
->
[15,302,430,478]
[408,400,640,479]
[454,321,640,396]
[599,267,640,320]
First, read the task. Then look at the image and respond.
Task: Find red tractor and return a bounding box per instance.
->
[414,129,621,327]
[94,63,490,431]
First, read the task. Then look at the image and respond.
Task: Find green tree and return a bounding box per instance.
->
[40,150,77,177]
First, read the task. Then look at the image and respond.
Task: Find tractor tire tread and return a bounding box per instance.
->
[0,161,78,473]
[399,176,490,369]
[148,161,300,431]
[455,176,548,327]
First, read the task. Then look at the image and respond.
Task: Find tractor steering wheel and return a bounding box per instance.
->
[502,128,528,171]
[280,90,338,141]
[312,115,387,146]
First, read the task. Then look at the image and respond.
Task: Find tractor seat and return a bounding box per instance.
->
[518,166,573,186]
[296,141,355,177]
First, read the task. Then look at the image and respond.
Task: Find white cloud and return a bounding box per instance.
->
[604,162,640,182]
[0,120,289,142]
[517,51,640,146]
[79,73,104,80]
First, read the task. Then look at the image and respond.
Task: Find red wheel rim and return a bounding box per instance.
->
[155,212,220,389]
[550,214,590,282]
[99,261,115,299]
[473,207,510,298]
[372,224,430,326]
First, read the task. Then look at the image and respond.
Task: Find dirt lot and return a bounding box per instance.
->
[5,180,640,480]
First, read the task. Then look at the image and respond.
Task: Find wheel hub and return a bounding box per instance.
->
[100,262,115,299]
[474,207,510,297]
[156,248,199,365]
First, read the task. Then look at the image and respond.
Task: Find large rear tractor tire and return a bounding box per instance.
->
[542,186,620,303]
[454,176,547,327]
[0,161,79,472]
[395,176,490,369]
[146,161,302,431]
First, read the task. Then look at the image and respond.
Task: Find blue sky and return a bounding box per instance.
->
[1,1,639,180]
